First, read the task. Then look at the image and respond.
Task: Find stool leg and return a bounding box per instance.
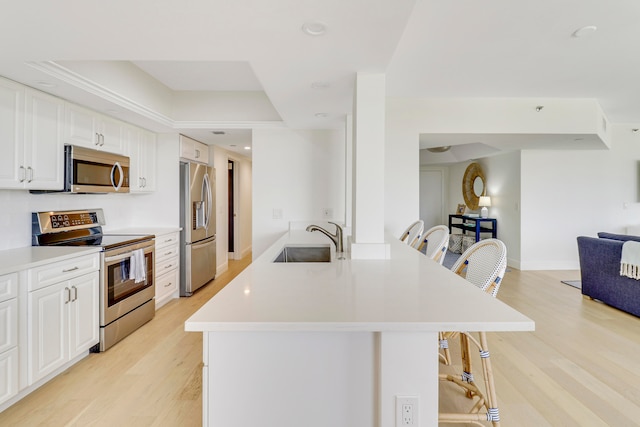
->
[460,333,474,399]
[479,332,500,427]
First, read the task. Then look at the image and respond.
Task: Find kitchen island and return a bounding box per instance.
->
[185,230,534,427]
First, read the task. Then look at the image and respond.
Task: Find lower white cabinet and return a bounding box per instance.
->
[0,272,18,407]
[155,231,180,308]
[27,258,99,385]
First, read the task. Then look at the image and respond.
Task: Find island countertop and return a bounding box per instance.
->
[185,230,534,333]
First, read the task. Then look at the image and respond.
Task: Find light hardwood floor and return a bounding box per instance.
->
[1,262,639,426]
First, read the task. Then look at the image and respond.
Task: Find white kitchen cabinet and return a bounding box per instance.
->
[64,103,124,154]
[0,78,64,190]
[0,272,18,406]
[180,134,209,164]
[154,231,180,308]
[27,254,99,385]
[126,126,157,193]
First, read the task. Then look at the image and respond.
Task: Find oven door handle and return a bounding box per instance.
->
[111,161,124,191]
[104,252,134,263]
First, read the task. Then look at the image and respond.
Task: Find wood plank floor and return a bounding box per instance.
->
[2,262,639,426]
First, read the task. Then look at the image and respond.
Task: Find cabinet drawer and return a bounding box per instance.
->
[0,298,17,354]
[156,243,179,263]
[156,267,179,301]
[0,347,19,406]
[0,272,17,303]
[155,232,180,250]
[28,253,100,292]
[157,255,179,276]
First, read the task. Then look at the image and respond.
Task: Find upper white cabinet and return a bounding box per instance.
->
[180,134,209,164]
[126,126,157,193]
[0,78,64,190]
[64,103,124,154]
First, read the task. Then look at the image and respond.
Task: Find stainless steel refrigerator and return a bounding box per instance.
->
[180,161,216,296]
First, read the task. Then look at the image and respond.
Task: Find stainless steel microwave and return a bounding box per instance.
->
[66,145,129,193]
[33,145,130,194]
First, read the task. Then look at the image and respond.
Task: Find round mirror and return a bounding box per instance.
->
[473,176,484,197]
[462,163,486,210]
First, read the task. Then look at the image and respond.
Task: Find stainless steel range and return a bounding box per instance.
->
[32,208,155,351]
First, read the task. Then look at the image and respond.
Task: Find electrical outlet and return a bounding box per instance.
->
[322,207,333,219]
[396,396,419,426]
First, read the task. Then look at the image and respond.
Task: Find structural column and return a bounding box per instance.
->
[350,72,390,259]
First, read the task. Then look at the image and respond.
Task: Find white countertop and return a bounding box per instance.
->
[185,230,534,333]
[0,246,102,276]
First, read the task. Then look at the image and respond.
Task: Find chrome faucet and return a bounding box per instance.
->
[306,222,344,254]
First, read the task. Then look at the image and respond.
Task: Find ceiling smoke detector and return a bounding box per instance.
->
[426,146,451,153]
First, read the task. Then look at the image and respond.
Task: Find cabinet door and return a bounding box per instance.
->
[68,272,99,359]
[0,77,24,188]
[140,129,156,192]
[28,283,68,385]
[0,299,17,354]
[64,103,98,148]
[24,89,65,190]
[128,127,156,193]
[98,115,124,154]
[0,347,18,406]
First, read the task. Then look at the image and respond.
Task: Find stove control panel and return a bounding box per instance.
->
[33,209,106,234]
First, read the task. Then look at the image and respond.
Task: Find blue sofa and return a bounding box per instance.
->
[577,232,640,317]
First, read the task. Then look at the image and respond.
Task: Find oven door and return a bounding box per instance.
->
[101,240,155,326]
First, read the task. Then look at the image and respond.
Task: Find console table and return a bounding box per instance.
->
[448,214,497,242]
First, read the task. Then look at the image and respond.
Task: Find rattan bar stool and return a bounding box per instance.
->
[398,220,424,248]
[415,225,450,264]
[439,238,507,427]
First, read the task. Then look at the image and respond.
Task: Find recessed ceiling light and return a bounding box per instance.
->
[426,146,451,153]
[302,21,327,36]
[35,81,56,88]
[311,81,330,89]
[572,25,597,38]
[632,129,639,133]
[244,146,251,150]
[315,113,329,118]
[211,131,226,135]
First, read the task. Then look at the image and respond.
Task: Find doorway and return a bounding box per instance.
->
[228,160,235,257]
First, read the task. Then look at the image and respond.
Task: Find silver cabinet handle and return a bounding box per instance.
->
[72,286,78,302]
[27,166,33,182]
[142,177,147,187]
[99,133,105,146]
[19,165,26,182]
[164,282,172,288]
[195,149,200,158]
[164,264,173,269]
[64,287,71,304]
[62,266,79,273]
[95,132,100,146]
[164,251,173,256]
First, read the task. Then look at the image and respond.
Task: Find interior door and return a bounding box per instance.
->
[420,169,445,229]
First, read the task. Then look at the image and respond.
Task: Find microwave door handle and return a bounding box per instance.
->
[111,162,124,191]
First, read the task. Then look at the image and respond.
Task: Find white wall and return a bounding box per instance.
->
[252,128,345,258]
[520,123,640,269]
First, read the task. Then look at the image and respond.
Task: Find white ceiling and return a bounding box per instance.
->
[0,0,638,160]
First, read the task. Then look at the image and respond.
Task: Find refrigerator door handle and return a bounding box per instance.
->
[203,172,212,229]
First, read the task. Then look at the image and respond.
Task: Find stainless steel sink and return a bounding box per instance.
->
[273,245,331,263]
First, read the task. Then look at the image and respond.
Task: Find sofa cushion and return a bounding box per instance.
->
[597,232,640,243]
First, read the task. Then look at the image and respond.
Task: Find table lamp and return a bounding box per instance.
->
[479,196,491,218]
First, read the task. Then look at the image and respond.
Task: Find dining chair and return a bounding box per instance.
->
[398,220,424,248]
[415,225,450,264]
[439,238,507,427]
